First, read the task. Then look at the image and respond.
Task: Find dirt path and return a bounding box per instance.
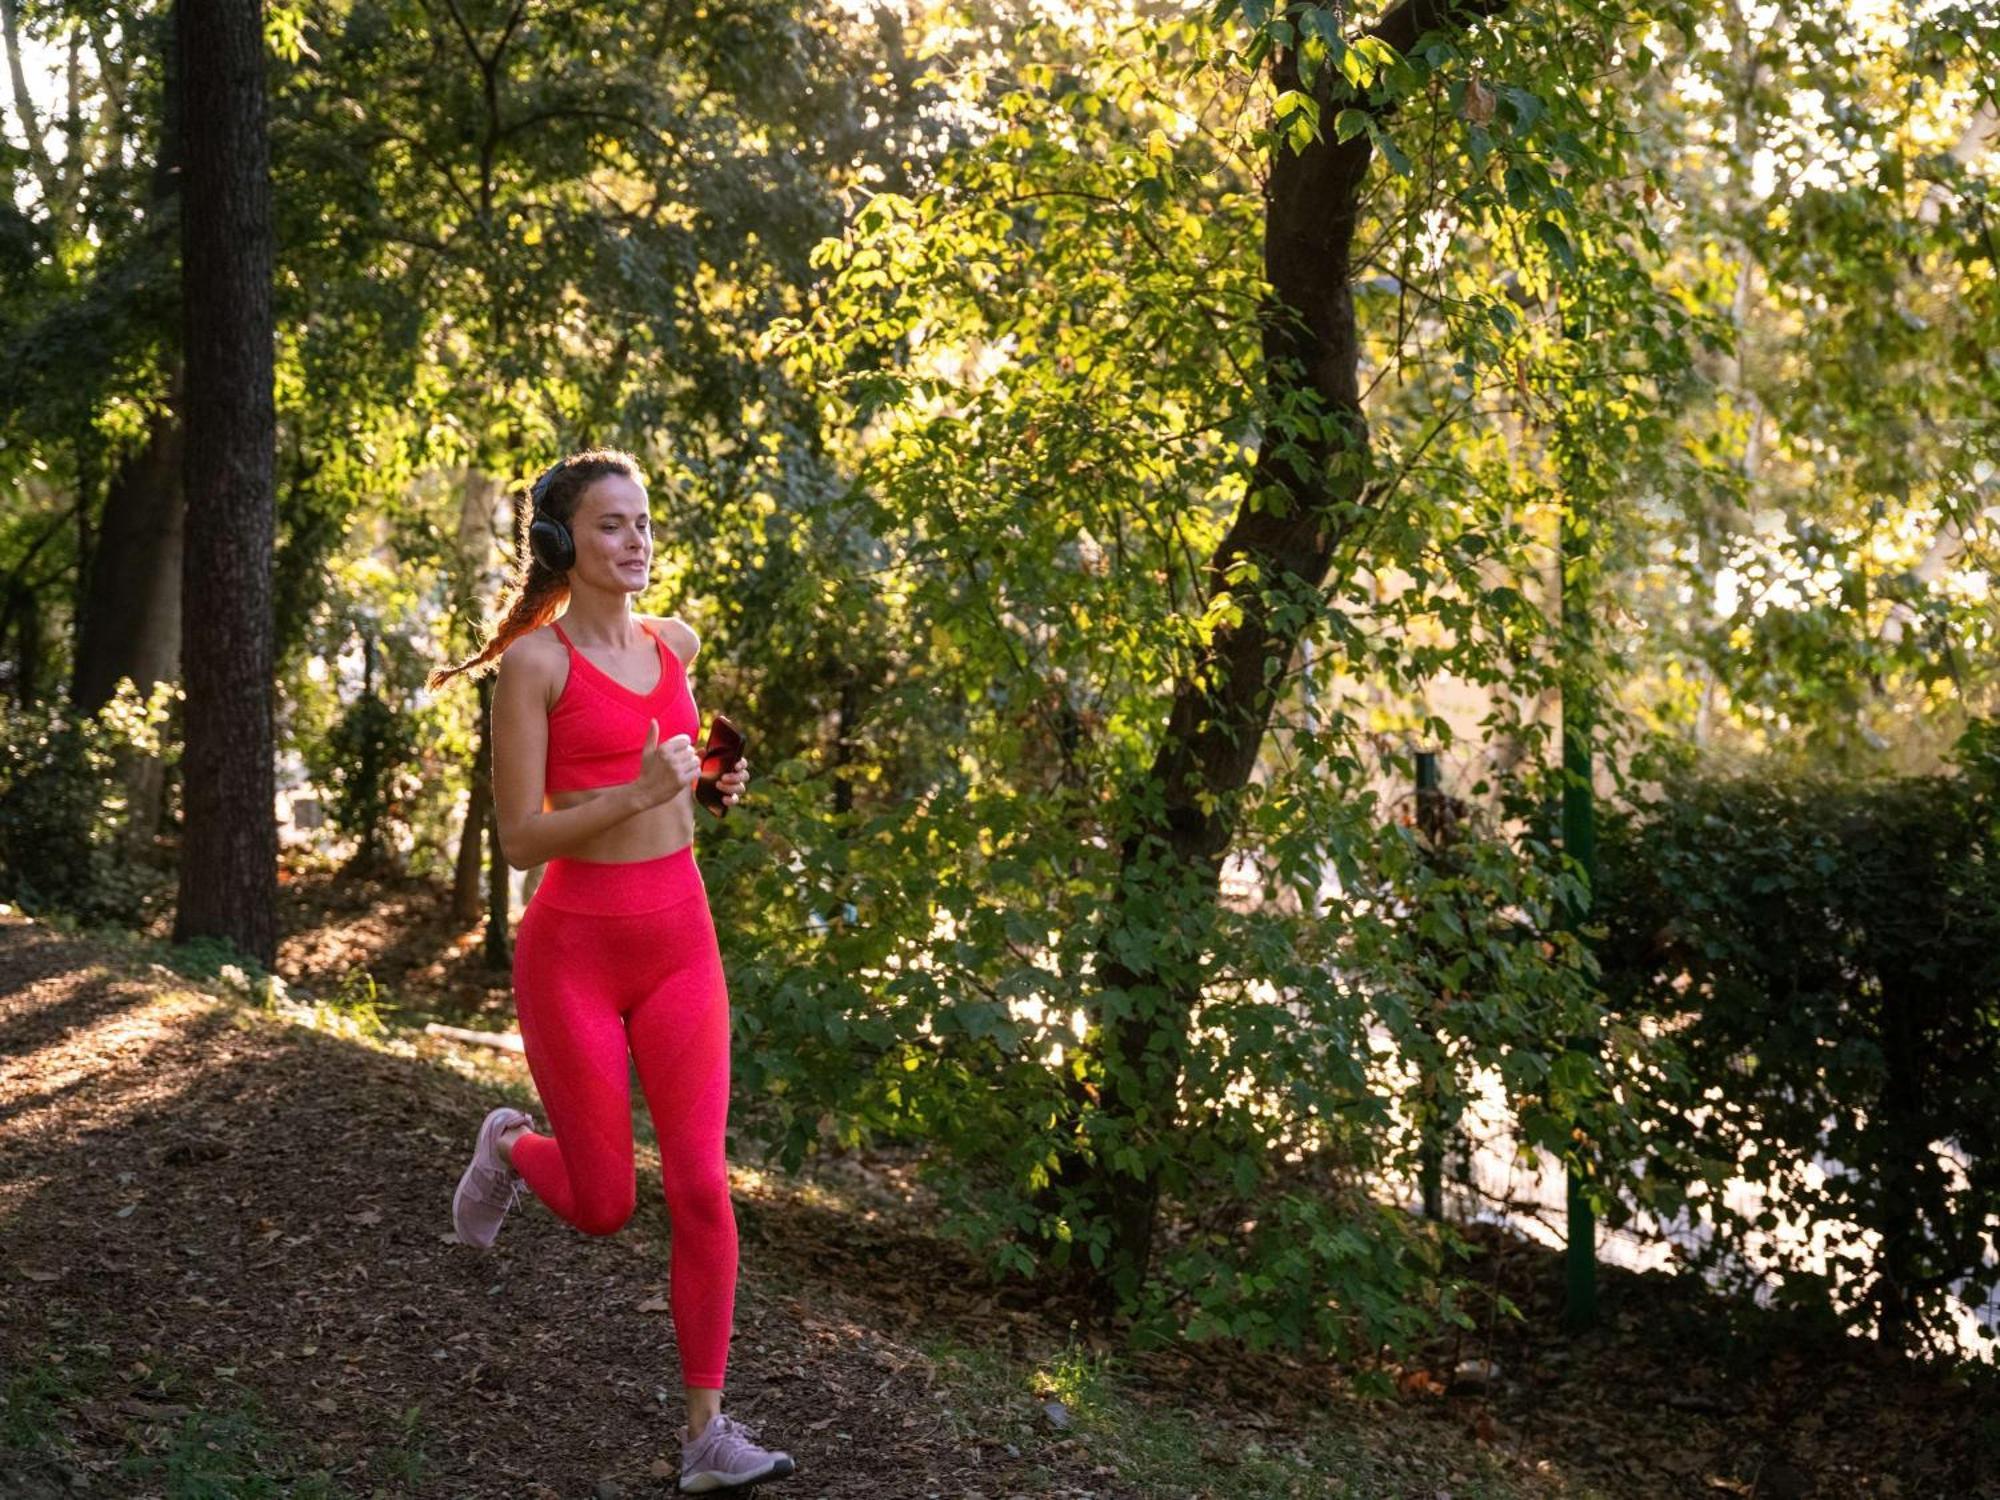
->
[0,913,1138,1498]
[14,896,1978,1499]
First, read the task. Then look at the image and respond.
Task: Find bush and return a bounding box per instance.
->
[0,681,177,925]
[301,685,418,872]
[722,750,1624,1364]
[1595,733,2000,1353]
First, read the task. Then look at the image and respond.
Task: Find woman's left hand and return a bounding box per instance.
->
[716,756,750,807]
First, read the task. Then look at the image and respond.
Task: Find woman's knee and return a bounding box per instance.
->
[574,1184,638,1237]
[661,1167,734,1231]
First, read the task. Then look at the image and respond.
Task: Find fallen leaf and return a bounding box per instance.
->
[1398,1368,1448,1398]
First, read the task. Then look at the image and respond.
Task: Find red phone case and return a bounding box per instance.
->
[695,712,745,818]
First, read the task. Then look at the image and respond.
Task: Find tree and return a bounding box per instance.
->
[0,3,187,736]
[1606,3,2000,766]
[1065,0,1526,1298]
[172,0,277,965]
[773,0,1696,1350]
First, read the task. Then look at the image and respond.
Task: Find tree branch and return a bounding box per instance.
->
[1366,0,1511,61]
[0,0,59,211]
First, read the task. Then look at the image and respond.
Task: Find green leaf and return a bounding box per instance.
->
[1535,218,1577,272]
[1366,118,1413,177]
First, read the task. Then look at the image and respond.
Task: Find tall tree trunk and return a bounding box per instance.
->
[1062,0,1510,1305]
[478,675,512,966]
[69,5,184,716]
[72,397,185,714]
[830,675,860,816]
[452,752,490,924]
[3,585,41,705]
[454,642,493,928]
[74,394,186,861]
[485,801,512,966]
[450,469,503,924]
[0,0,60,221]
[78,6,188,855]
[0,485,73,705]
[172,0,277,966]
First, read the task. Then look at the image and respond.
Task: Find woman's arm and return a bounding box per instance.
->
[490,635,690,870]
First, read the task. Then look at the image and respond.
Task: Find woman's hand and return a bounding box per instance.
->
[633,719,701,809]
[715,755,750,808]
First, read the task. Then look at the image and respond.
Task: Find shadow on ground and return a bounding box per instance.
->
[12,893,1984,1500]
[0,913,1136,1498]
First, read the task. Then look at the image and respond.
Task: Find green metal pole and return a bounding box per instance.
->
[1560,505,1598,1332]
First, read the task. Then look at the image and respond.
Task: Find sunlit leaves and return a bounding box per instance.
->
[736,0,1730,1359]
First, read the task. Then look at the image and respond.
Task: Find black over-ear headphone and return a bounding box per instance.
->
[525,462,575,572]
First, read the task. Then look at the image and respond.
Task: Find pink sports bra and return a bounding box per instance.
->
[544,619,702,795]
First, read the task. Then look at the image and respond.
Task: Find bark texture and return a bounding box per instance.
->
[171,0,278,964]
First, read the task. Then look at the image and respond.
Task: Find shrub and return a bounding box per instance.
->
[0,680,177,925]
[301,685,418,872]
[1595,732,2000,1352]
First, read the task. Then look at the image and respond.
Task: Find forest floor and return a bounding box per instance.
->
[0,864,1991,1499]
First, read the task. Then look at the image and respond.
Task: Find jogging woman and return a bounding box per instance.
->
[428,448,795,1493]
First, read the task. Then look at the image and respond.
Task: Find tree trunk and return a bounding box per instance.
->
[485,803,512,966]
[452,754,490,924]
[1063,0,1511,1305]
[71,12,187,856]
[72,399,185,714]
[73,393,185,862]
[478,674,512,967]
[171,0,277,966]
[3,584,41,705]
[450,469,502,923]
[0,0,60,217]
[831,675,860,816]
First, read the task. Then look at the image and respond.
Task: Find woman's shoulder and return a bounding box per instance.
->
[495,622,569,693]
[499,620,567,662]
[640,613,700,667]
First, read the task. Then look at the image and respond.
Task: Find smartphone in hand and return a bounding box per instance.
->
[694,712,746,818]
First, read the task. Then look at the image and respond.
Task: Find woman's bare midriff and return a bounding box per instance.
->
[546,785,696,863]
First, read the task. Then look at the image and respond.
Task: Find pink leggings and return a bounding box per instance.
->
[508,846,736,1390]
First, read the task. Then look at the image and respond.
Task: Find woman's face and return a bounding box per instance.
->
[567,474,652,594]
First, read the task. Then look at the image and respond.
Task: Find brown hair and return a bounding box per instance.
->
[426,447,646,692]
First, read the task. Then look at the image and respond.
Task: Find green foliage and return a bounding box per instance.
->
[291,610,460,874]
[1595,2,2000,764]
[6,0,1996,1384]
[299,678,418,872]
[251,0,930,868]
[319,688,412,844]
[738,0,1694,1362]
[1595,738,2000,1351]
[163,933,266,986]
[0,679,176,925]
